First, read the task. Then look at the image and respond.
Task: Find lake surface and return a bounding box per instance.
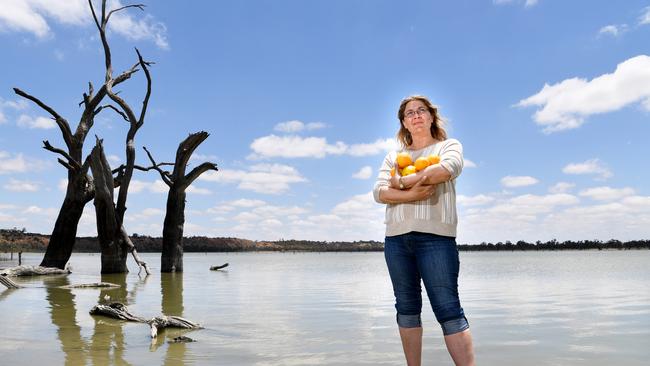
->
[1,251,649,365]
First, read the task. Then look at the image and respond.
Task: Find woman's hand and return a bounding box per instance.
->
[407,176,436,201]
[389,159,402,189]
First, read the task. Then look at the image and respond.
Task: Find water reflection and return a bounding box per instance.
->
[160,272,189,366]
[89,273,133,366]
[44,276,86,366]
[161,272,184,316]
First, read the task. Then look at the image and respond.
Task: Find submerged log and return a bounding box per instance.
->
[60,282,120,289]
[149,315,202,338]
[90,302,202,338]
[0,265,71,277]
[169,336,196,343]
[209,263,229,271]
[90,302,146,322]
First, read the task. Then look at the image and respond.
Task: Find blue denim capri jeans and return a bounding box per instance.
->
[384,231,469,336]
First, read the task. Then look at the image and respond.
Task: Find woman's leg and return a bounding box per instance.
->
[399,326,423,366]
[444,329,475,366]
[385,234,423,366]
[415,233,475,366]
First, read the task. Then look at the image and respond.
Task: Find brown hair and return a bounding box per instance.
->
[397,95,447,147]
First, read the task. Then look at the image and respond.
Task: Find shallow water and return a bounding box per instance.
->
[1,250,648,365]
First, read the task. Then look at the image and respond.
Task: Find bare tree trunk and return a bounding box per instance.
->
[40,175,92,268]
[90,140,128,274]
[161,189,186,272]
[143,132,218,273]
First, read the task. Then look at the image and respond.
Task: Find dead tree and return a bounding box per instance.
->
[11,0,145,270]
[87,0,153,274]
[90,139,150,274]
[142,132,218,272]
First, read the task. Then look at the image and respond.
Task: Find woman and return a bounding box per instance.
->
[373,95,475,366]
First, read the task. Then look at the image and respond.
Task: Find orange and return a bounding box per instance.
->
[390,167,395,177]
[414,157,430,171]
[396,152,413,169]
[427,154,440,165]
[402,165,416,176]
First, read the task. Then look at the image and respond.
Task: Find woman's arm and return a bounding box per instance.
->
[377,176,436,204]
[397,164,451,188]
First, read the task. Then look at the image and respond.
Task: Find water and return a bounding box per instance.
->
[1,251,648,365]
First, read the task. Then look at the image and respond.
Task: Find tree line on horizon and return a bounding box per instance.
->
[1,229,648,253]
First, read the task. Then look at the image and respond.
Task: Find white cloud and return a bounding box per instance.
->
[107,155,121,165]
[598,24,627,37]
[231,199,267,207]
[108,1,169,50]
[0,151,48,174]
[562,159,612,179]
[22,205,57,216]
[458,193,581,243]
[17,114,56,129]
[347,139,398,156]
[639,6,650,25]
[249,135,346,159]
[579,186,635,201]
[457,194,495,206]
[493,0,538,7]
[500,175,539,188]
[128,179,168,194]
[199,163,307,194]
[186,185,212,195]
[0,0,168,49]
[548,182,575,194]
[3,178,39,192]
[189,153,218,162]
[249,135,396,159]
[0,111,5,124]
[273,120,326,133]
[0,0,53,38]
[352,166,372,180]
[140,208,163,217]
[464,158,477,168]
[517,55,650,133]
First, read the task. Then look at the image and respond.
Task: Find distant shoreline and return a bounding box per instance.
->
[1,228,648,253]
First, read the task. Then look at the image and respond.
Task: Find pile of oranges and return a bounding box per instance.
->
[390,152,440,177]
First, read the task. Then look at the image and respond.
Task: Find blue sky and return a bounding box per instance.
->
[1,0,649,243]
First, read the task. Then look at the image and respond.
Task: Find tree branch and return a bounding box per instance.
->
[42,140,81,171]
[135,48,152,128]
[96,104,129,122]
[106,4,145,24]
[142,146,173,187]
[57,158,75,171]
[14,88,74,149]
[182,162,218,189]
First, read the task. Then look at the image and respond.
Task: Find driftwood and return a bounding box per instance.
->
[210,263,229,271]
[149,315,202,338]
[90,302,146,322]
[169,336,196,343]
[0,265,71,277]
[0,275,21,289]
[90,302,202,338]
[60,282,120,289]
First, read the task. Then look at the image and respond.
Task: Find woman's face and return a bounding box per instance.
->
[402,100,433,136]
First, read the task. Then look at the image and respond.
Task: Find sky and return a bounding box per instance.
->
[1,0,649,244]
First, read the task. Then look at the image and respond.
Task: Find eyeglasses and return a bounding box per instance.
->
[404,107,430,119]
